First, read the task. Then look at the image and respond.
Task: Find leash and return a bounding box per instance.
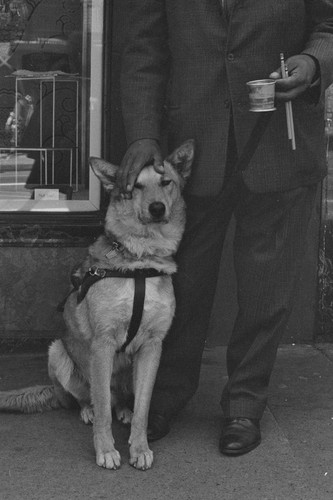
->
[57,265,167,353]
[211,111,274,211]
[235,111,273,173]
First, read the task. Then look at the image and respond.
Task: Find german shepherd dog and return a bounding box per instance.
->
[0,140,194,470]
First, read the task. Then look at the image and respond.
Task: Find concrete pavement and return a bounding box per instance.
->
[1,344,333,500]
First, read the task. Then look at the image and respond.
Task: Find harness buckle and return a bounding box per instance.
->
[111,241,122,252]
[89,266,107,278]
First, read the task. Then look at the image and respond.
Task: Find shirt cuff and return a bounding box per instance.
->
[302,53,321,86]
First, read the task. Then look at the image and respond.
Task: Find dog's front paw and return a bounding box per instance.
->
[96,449,121,470]
[94,432,121,470]
[129,443,154,470]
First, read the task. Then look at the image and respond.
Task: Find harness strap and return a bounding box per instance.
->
[120,272,146,352]
[57,266,167,352]
[76,266,165,304]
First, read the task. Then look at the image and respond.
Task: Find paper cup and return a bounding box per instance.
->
[246,79,276,112]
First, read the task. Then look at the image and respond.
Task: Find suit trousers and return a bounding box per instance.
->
[149,171,318,420]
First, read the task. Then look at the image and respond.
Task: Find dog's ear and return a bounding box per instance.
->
[89,157,118,191]
[165,140,195,181]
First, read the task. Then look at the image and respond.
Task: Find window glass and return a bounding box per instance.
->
[0,0,104,211]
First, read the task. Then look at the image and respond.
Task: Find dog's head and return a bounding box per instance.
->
[89,140,194,229]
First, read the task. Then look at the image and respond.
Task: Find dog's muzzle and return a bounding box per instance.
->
[149,202,166,221]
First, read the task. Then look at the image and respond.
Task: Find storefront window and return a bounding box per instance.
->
[0,0,104,212]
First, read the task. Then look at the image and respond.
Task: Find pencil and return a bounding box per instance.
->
[280,53,296,150]
[285,65,296,150]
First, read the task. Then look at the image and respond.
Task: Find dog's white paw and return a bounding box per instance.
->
[129,445,154,470]
[115,407,133,425]
[80,405,94,424]
[96,450,121,470]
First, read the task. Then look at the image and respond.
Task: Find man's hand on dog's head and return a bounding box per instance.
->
[118,139,164,197]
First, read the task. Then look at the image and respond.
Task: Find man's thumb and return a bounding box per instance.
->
[269,70,281,80]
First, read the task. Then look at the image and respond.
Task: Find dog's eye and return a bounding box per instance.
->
[134,182,144,190]
[161,179,172,187]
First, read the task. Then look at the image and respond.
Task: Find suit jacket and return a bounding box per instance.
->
[121,0,333,196]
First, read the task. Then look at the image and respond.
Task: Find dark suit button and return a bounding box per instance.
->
[227,53,235,61]
[224,99,230,108]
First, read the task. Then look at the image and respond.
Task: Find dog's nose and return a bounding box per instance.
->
[149,202,166,219]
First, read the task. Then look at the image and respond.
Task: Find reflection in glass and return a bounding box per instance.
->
[0,0,101,202]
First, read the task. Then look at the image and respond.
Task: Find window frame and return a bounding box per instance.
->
[0,0,111,227]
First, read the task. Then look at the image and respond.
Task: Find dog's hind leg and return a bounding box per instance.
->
[48,340,91,418]
[129,341,163,470]
[112,366,133,425]
[114,401,133,425]
[112,392,133,425]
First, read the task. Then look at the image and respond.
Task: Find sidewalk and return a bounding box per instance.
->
[1,344,333,500]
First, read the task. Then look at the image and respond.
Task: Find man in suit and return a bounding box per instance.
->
[119,0,333,455]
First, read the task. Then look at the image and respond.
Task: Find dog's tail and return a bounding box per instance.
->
[0,385,62,413]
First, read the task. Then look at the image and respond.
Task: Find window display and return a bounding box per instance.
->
[0,0,104,211]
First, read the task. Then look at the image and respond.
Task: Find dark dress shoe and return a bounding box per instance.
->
[219,417,261,456]
[147,413,170,442]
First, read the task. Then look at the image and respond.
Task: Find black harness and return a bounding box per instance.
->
[58,265,167,353]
